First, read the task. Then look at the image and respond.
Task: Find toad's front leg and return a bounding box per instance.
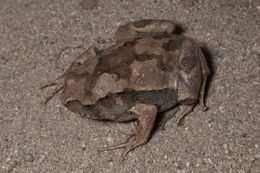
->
[41,47,98,104]
[98,103,157,161]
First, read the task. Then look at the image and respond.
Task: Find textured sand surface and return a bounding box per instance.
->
[0,0,259,172]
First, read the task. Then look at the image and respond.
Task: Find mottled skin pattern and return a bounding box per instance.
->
[42,19,210,160]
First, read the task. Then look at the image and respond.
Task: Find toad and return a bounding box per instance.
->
[42,19,210,160]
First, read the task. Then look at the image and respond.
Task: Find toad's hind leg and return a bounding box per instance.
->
[157,106,180,130]
[41,47,98,103]
[98,103,157,161]
[198,48,210,111]
[115,19,176,41]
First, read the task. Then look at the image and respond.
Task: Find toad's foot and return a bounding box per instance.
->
[41,75,65,104]
[98,103,157,161]
[176,104,195,125]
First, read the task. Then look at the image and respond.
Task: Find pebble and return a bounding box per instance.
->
[23,153,34,162]
[82,0,98,10]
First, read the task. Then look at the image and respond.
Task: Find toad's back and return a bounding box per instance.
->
[63,34,189,106]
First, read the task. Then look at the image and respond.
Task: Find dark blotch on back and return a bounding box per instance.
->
[135,53,152,61]
[162,39,183,51]
[152,33,171,40]
[96,40,137,79]
[133,19,153,28]
[107,63,131,79]
[135,53,165,71]
[179,56,197,74]
[179,44,197,74]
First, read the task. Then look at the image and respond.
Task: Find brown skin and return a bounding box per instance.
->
[42,19,210,161]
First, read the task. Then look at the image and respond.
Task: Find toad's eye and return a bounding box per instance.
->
[128,110,135,114]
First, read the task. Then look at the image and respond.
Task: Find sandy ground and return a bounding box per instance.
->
[0,0,259,172]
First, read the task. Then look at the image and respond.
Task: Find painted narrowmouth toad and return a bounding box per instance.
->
[42,19,210,160]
